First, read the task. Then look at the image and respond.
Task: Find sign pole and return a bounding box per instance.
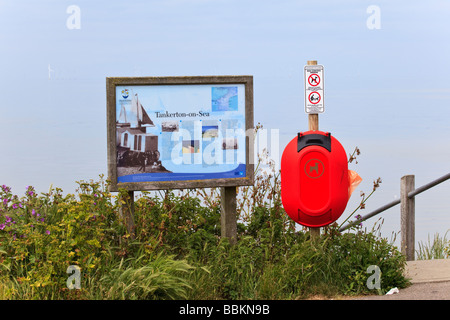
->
[120,190,136,239]
[221,186,237,245]
[307,60,321,239]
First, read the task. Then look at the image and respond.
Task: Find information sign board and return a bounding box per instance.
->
[106,76,254,191]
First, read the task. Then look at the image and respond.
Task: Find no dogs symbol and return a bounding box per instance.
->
[308,91,321,105]
[308,74,321,87]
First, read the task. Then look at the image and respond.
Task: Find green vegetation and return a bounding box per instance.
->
[417,231,450,260]
[0,148,411,299]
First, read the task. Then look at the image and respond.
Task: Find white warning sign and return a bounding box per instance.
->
[304,65,324,114]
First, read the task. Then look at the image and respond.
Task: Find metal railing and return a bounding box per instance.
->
[339,172,450,260]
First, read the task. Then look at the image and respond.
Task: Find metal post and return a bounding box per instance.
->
[339,172,450,232]
[401,175,415,261]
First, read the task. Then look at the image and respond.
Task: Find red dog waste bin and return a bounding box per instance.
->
[281,130,349,228]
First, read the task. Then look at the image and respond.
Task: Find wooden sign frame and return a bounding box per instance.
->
[106,75,254,192]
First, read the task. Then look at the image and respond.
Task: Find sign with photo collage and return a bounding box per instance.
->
[106,76,254,191]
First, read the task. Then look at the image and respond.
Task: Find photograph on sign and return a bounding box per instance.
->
[304,65,324,114]
[106,76,254,191]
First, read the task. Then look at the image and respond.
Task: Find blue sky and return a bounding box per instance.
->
[1,0,450,245]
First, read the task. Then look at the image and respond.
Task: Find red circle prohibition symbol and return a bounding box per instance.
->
[308,74,321,86]
[308,91,321,104]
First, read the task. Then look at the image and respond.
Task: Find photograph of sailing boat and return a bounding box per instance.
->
[116,91,171,176]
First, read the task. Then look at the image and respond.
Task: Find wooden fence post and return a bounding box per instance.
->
[221,186,237,245]
[401,175,415,261]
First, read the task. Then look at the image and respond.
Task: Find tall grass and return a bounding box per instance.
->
[100,251,194,300]
[416,231,450,260]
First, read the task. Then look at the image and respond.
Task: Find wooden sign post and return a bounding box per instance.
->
[307,60,321,239]
[120,190,136,239]
[221,186,237,245]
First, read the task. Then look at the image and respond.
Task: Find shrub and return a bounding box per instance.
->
[0,178,125,299]
[0,141,410,299]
